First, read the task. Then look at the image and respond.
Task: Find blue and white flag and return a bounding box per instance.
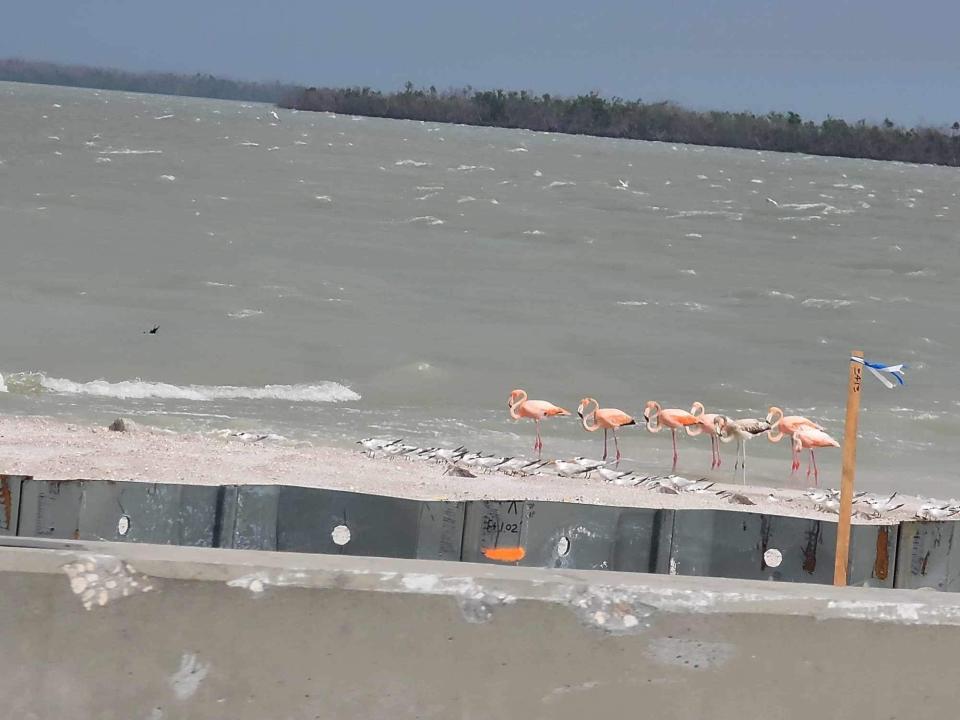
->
[851,356,906,389]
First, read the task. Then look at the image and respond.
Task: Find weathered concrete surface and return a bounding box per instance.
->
[0,538,957,720]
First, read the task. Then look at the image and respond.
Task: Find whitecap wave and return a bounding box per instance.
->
[0,373,7,393]
[395,159,430,167]
[3,372,359,403]
[98,148,163,155]
[406,216,444,225]
[802,298,854,309]
[228,309,263,319]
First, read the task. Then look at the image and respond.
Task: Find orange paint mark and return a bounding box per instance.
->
[482,547,526,563]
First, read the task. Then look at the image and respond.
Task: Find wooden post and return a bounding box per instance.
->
[834,350,863,586]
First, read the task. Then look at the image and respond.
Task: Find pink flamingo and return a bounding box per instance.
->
[792,426,840,486]
[577,397,636,463]
[689,401,723,469]
[766,406,826,474]
[643,401,700,470]
[507,389,570,459]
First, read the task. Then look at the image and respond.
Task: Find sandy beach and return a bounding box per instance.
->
[0,414,934,524]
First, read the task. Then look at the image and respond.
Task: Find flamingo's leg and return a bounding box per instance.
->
[806,449,813,481]
[603,428,608,461]
[614,429,621,463]
[671,429,678,469]
[742,440,748,485]
[535,420,542,459]
[811,450,819,487]
[715,435,721,468]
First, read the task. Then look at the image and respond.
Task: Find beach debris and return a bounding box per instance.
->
[108,417,133,432]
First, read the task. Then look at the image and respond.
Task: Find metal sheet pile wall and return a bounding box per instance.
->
[0,476,931,590]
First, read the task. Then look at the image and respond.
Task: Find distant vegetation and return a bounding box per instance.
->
[285,84,960,167]
[0,58,294,104]
[3,59,960,166]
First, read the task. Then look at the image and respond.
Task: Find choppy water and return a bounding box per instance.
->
[2,81,959,494]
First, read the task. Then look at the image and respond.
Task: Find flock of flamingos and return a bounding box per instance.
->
[507,388,840,485]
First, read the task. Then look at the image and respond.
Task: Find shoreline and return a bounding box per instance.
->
[0,414,932,524]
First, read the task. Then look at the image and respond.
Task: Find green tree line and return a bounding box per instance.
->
[0,58,293,103]
[3,59,959,166]
[284,84,960,166]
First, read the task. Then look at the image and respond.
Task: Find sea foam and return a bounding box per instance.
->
[4,372,359,403]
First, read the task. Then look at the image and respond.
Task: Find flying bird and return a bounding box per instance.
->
[507,388,570,459]
[144,325,159,335]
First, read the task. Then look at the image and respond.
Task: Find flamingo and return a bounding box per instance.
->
[714,415,771,484]
[766,406,826,474]
[507,389,570,459]
[689,401,723,469]
[643,401,700,470]
[577,397,636,463]
[792,426,840,486]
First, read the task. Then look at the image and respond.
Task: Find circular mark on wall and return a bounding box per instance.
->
[331,524,351,546]
[556,536,571,557]
[117,514,131,537]
[763,548,783,568]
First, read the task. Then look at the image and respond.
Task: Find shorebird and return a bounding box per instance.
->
[573,456,610,473]
[644,401,700,470]
[860,492,905,517]
[357,437,401,455]
[507,388,570,459]
[714,415,771,484]
[689,401,723,468]
[595,466,633,482]
[551,459,591,478]
[434,447,468,462]
[917,502,960,521]
[766,406,826,474]
[791,426,840,486]
[577,397,636,463]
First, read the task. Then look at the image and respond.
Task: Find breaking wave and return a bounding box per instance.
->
[0,372,360,403]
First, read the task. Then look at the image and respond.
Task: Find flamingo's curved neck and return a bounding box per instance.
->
[580,399,600,432]
[646,403,661,433]
[690,401,704,420]
[509,390,527,420]
[766,406,784,442]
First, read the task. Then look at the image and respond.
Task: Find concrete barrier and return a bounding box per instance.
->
[0,538,959,719]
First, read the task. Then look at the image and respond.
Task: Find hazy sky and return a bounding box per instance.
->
[3,0,958,125]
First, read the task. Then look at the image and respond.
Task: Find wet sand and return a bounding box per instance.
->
[0,414,935,525]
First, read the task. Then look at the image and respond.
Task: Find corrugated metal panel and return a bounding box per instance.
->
[894,521,960,591]
[18,480,83,539]
[76,482,220,546]
[0,475,28,536]
[223,486,465,560]
[668,509,896,587]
